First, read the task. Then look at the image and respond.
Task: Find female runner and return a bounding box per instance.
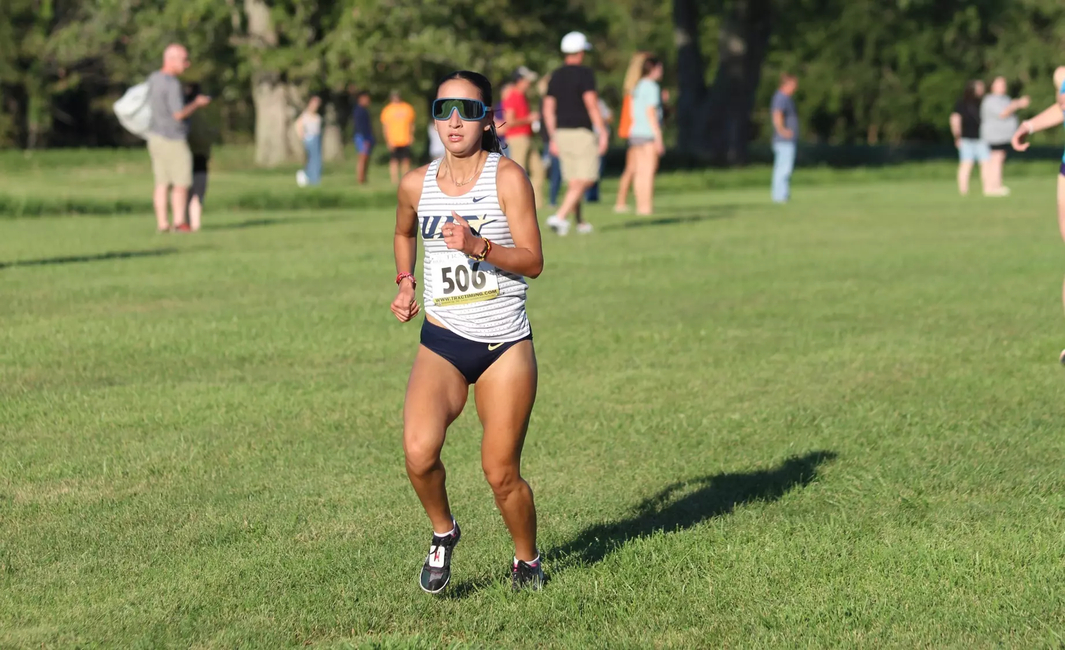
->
[390,71,545,593]
[1011,67,1065,363]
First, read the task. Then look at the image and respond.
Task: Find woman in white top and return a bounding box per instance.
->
[391,70,545,594]
[295,96,322,186]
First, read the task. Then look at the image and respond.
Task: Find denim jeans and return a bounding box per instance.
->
[304,135,322,186]
[584,155,606,202]
[547,153,562,206]
[771,141,796,203]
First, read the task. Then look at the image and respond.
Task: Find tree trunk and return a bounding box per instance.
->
[252,74,293,167]
[322,102,344,163]
[673,0,708,157]
[245,0,294,167]
[704,0,772,164]
[674,0,772,164]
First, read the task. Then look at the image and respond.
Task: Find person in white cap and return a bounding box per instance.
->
[542,31,608,235]
[502,66,546,209]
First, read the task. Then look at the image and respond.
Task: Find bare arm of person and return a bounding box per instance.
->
[949,112,962,145]
[441,158,543,279]
[1000,96,1032,118]
[583,90,608,154]
[295,114,305,141]
[391,168,427,322]
[174,95,210,122]
[647,104,664,155]
[1011,103,1065,151]
[504,107,537,128]
[543,95,558,155]
[773,109,793,140]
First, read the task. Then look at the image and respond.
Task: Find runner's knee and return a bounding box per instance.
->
[482,462,521,498]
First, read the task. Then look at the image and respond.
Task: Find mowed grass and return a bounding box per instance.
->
[2,162,1065,648]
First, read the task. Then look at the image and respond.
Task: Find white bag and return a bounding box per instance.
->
[113,81,152,139]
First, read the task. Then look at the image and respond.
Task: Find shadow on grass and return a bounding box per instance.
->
[439,575,503,600]
[0,247,179,270]
[547,451,837,569]
[601,205,738,231]
[207,213,348,231]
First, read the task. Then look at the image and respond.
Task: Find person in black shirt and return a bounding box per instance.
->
[950,80,989,196]
[542,31,608,235]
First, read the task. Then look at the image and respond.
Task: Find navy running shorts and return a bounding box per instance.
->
[420,320,532,384]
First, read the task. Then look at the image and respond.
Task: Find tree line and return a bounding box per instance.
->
[2,0,1064,164]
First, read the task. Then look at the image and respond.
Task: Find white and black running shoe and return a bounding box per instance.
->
[511,557,544,592]
[419,522,461,594]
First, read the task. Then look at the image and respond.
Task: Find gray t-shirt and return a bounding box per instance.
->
[980,94,1017,145]
[771,90,798,144]
[147,71,187,140]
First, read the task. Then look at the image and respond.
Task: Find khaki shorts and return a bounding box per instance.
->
[554,128,599,182]
[147,135,193,187]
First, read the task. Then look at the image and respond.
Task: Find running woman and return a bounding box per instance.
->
[390,70,546,593]
[1010,66,1065,363]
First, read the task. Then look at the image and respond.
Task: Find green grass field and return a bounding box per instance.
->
[2,152,1065,648]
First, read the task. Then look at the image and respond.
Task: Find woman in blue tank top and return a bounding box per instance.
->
[1010,67,1065,363]
[390,71,546,594]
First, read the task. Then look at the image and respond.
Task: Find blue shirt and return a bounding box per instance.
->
[628,79,662,140]
[771,90,798,144]
[353,105,373,140]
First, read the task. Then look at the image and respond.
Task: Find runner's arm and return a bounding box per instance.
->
[488,159,543,279]
[1023,103,1065,133]
[394,172,421,280]
[1011,103,1064,151]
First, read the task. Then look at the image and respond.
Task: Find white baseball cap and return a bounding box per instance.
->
[560,31,592,54]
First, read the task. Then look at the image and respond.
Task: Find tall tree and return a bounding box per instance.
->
[674,0,771,164]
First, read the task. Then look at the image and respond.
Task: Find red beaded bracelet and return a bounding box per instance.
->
[396,272,416,289]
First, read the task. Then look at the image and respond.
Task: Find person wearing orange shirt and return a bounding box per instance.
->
[381,90,417,185]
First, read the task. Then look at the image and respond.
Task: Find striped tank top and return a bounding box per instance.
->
[417,153,530,343]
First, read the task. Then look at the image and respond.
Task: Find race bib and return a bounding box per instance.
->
[431,252,500,306]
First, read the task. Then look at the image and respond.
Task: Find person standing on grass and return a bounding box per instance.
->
[770,72,799,204]
[950,80,989,196]
[613,51,650,213]
[352,91,375,185]
[543,31,609,236]
[391,70,546,593]
[147,44,210,233]
[1011,66,1065,364]
[184,82,216,232]
[619,56,664,215]
[502,67,546,208]
[295,96,323,187]
[981,76,1030,197]
[381,90,416,185]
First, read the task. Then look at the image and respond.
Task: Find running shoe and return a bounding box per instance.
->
[546,214,570,236]
[576,222,594,235]
[419,522,460,594]
[511,557,544,592]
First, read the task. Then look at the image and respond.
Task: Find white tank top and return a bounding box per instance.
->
[417,153,530,343]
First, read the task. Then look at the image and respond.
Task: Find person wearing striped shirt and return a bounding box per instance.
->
[390,70,546,594]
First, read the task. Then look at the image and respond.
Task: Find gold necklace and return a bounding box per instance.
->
[446,155,485,187]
